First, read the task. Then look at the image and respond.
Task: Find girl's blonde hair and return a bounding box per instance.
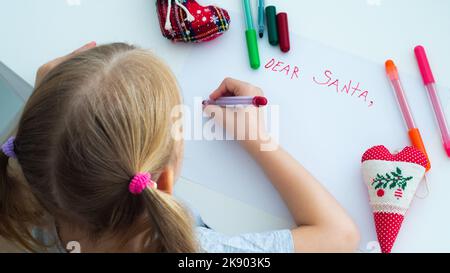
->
[0,43,197,252]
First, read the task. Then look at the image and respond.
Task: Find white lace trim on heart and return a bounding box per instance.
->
[370,203,407,215]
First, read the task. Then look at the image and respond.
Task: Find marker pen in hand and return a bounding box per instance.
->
[202,96,268,107]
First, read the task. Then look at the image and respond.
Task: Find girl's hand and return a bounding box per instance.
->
[206,79,360,252]
[35,41,97,86]
[208,77,263,99]
[204,78,270,150]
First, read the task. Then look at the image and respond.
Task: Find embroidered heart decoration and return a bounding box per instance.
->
[361,145,428,253]
[156,0,231,43]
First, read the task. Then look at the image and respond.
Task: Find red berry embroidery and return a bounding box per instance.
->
[377,189,385,197]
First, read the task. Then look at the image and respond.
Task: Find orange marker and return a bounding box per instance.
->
[385,60,431,171]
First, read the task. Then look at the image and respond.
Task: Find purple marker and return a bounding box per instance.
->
[202,96,268,107]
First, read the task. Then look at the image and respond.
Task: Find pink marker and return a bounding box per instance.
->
[202,96,268,107]
[414,45,450,157]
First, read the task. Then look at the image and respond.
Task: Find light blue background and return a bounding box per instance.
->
[0,80,22,134]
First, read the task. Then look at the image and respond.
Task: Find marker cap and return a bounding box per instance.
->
[277,12,290,53]
[414,45,435,85]
[253,96,268,107]
[445,141,450,158]
[265,6,279,46]
[245,29,261,69]
[408,128,431,171]
[385,60,399,81]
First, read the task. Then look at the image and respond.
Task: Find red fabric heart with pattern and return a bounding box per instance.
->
[361,145,427,253]
[362,145,428,168]
[156,0,231,43]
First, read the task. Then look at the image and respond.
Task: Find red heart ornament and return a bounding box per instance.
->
[156,0,231,43]
[362,145,428,168]
[361,145,428,253]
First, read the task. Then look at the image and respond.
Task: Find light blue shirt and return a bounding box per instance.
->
[191,205,294,253]
[31,225,294,253]
[196,227,294,253]
[31,206,294,253]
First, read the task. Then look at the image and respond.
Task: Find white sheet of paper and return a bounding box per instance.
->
[176,14,450,251]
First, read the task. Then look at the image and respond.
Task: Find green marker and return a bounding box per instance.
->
[243,0,260,70]
[265,6,279,46]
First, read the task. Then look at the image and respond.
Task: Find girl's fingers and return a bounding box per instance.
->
[52,42,97,67]
[35,42,97,86]
[209,78,248,100]
[203,105,226,127]
[72,41,97,55]
[64,41,97,61]
[58,41,97,66]
[209,78,263,100]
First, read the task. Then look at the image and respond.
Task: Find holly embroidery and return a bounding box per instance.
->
[371,167,413,192]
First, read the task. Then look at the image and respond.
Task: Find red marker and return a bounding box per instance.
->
[202,96,268,107]
[277,12,290,53]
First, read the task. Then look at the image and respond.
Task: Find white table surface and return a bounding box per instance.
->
[1,0,449,252]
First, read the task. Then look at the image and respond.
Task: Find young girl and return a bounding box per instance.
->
[0,42,359,253]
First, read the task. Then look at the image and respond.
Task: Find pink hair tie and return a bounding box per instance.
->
[129,172,157,195]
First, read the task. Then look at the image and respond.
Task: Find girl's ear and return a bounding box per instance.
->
[156,167,174,195]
